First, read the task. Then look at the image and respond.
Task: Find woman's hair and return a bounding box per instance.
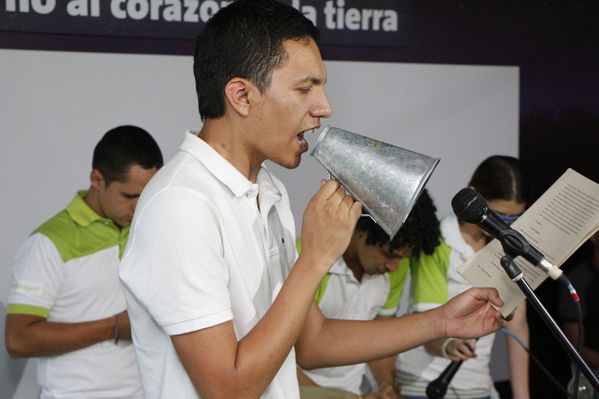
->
[469,155,528,203]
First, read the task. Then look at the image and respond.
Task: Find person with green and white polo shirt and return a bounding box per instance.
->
[297,190,441,399]
[396,156,530,399]
[5,125,163,399]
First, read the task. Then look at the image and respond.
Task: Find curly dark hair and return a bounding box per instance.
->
[356,189,440,257]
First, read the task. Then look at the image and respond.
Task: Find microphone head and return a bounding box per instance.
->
[451,188,488,224]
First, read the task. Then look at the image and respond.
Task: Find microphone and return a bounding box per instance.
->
[451,188,563,281]
[425,360,463,399]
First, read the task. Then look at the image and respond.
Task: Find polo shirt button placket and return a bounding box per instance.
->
[245,188,269,253]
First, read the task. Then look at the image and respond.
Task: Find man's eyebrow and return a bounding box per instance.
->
[295,76,326,85]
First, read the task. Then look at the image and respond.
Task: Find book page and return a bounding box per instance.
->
[457,169,599,317]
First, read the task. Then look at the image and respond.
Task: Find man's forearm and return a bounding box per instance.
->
[171,256,330,399]
[297,287,505,369]
[297,310,443,369]
[5,314,119,358]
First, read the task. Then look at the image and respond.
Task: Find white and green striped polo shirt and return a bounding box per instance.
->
[7,191,142,398]
[396,214,496,399]
[297,238,409,394]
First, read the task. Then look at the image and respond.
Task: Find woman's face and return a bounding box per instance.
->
[480,198,526,238]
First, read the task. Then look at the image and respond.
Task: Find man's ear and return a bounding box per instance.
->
[90,169,106,190]
[224,77,254,117]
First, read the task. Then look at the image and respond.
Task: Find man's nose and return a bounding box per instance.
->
[311,90,333,118]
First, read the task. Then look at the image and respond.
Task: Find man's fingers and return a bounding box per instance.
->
[317,180,361,216]
[349,200,362,218]
[341,192,356,210]
[316,179,341,200]
[472,287,505,308]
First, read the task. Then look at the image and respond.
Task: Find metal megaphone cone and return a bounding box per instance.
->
[310,126,440,238]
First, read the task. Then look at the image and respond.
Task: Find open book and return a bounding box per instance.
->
[457,168,599,317]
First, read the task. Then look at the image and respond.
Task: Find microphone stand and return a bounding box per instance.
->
[498,254,599,394]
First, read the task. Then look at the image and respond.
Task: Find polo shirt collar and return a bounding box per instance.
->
[66,191,104,227]
[330,256,354,277]
[181,130,281,200]
[256,166,282,202]
[441,213,475,259]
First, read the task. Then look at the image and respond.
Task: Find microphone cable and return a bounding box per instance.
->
[500,328,568,396]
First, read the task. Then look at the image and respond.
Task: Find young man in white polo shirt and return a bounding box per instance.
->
[297,190,441,398]
[5,125,162,399]
[118,1,508,398]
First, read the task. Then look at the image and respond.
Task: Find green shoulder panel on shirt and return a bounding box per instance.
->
[410,239,452,308]
[33,209,128,263]
[381,257,410,311]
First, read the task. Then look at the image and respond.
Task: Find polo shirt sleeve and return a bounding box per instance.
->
[378,257,410,317]
[7,233,64,318]
[121,188,233,336]
[410,242,452,313]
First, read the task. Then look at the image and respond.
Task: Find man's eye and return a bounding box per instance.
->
[298,87,311,93]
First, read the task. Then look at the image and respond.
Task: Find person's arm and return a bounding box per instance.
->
[5,233,132,358]
[506,303,530,399]
[424,337,477,361]
[296,286,506,370]
[563,323,599,369]
[5,310,131,358]
[171,180,362,399]
[369,354,400,398]
[368,315,400,398]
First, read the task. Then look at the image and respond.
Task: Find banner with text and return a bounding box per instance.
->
[1,0,409,48]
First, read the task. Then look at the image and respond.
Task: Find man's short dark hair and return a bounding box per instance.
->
[356,189,441,257]
[92,125,163,185]
[193,0,320,120]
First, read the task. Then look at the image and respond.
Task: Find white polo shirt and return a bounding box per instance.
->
[119,131,300,399]
[396,214,494,399]
[7,192,142,399]
[302,256,409,394]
